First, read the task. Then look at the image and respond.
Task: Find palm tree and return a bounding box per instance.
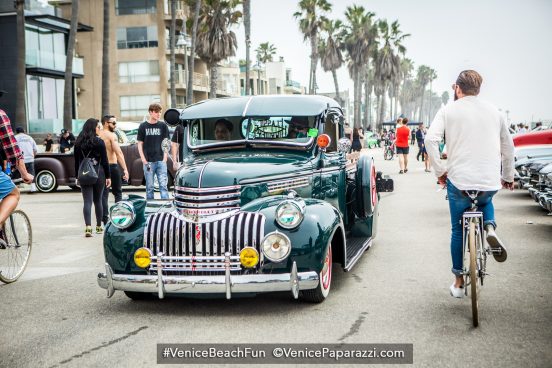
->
[441,91,449,106]
[15,0,26,129]
[169,0,177,107]
[185,0,201,105]
[374,19,402,130]
[342,5,377,128]
[101,0,110,116]
[293,0,332,94]
[415,65,432,122]
[427,67,437,122]
[364,65,375,129]
[256,42,277,64]
[243,0,251,95]
[319,19,344,106]
[196,0,241,98]
[63,0,79,132]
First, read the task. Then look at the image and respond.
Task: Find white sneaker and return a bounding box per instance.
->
[449,283,464,298]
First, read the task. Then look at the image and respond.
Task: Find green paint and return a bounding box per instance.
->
[307,128,318,137]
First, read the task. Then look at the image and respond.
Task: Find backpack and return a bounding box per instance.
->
[77,151,98,185]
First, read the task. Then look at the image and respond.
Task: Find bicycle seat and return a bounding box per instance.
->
[462,190,481,201]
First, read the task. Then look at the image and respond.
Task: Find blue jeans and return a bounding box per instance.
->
[144,161,169,200]
[447,180,497,276]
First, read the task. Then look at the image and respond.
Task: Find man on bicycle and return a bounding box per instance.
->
[0,94,34,246]
[425,70,515,298]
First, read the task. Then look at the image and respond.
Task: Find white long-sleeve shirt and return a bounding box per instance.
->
[425,96,515,191]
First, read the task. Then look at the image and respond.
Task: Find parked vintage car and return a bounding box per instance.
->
[513,130,552,147]
[364,131,379,149]
[33,128,177,192]
[97,95,394,302]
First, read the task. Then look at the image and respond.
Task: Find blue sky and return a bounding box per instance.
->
[233,0,552,123]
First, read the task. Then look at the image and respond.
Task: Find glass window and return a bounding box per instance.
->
[117,26,158,49]
[120,95,161,118]
[26,75,64,121]
[116,0,156,15]
[119,61,160,83]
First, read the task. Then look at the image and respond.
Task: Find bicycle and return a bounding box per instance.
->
[461,190,499,327]
[383,140,395,161]
[0,177,33,284]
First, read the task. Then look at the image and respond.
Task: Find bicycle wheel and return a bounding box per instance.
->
[468,219,479,327]
[0,210,32,283]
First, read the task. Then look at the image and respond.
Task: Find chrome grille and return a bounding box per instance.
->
[144,211,265,274]
[173,185,241,222]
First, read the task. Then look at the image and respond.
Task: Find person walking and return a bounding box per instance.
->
[43,133,54,152]
[137,103,170,200]
[14,127,38,193]
[351,127,362,152]
[395,118,410,173]
[99,114,129,225]
[416,122,425,161]
[74,119,111,237]
[425,70,514,298]
[410,127,416,145]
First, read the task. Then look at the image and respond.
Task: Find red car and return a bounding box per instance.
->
[513,130,552,147]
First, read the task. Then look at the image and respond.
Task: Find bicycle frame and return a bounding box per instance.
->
[461,199,488,290]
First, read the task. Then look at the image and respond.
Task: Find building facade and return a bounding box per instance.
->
[62,0,239,123]
[0,0,92,134]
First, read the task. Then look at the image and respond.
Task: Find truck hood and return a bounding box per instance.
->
[176,151,314,188]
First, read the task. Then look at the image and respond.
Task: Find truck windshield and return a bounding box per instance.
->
[187,116,317,148]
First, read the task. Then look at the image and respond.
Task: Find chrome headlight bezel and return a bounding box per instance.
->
[109,201,136,229]
[261,231,292,263]
[275,199,305,230]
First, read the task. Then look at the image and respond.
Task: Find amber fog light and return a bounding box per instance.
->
[134,247,152,269]
[261,232,291,263]
[239,247,259,268]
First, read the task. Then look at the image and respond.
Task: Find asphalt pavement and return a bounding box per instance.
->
[1,147,550,368]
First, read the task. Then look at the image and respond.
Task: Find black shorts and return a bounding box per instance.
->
[396,146,409,154]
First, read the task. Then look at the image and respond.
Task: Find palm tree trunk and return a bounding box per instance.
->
[364,79,369,130]
[244,0,251,95]
[419,89,425,122]
[353,68,361,128]
[379,89,386,128]
[309,34,317,94]
[169,0,177,107]
[186,0,201,105]
[101,0,110,116]
[331,69,341,106]
[63,0,79,132]
[15,0,26,128]
[209,64,218,98]
[375,94,381,131]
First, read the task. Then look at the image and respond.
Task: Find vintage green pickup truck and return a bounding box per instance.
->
[97,95,393,302]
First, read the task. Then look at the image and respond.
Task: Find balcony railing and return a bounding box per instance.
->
[26,49,83,75]
[169,71,208,89]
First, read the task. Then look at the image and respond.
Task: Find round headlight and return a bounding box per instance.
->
[275,201,304,229]
[109,201,136,229]
[261,231,291,262]
[239,247,259,268]
[134,247,152,268]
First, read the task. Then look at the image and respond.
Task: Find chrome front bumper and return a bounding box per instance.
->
[97,261,319,300]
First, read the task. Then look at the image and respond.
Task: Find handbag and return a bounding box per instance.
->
[77,150,99,185]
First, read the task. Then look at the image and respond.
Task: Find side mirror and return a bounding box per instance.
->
[164,108,186,127]
[325,111,344,126]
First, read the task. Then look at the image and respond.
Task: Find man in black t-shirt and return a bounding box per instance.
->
[170,124,184,171]
[137,103,170,199]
